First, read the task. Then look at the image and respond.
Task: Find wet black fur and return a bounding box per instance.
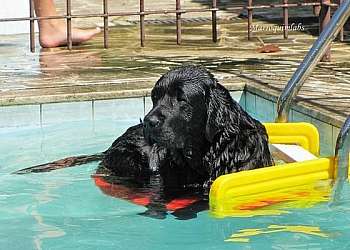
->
[102,65,274,188]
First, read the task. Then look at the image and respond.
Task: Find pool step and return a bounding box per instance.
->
[270,144,318,163]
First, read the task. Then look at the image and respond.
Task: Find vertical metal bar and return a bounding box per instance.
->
[276,0,350,123]
[331,116,350,202]
[212,0,217,43]
[176,0,181,45]
[335,116,350,181]
[103,0,109,48]
[66,0,72,50]
[29,0,35,52]
[338,0,344,41]
[247,0,253,40]
[319,0,331,61]
[140,0,145,47]
[283,0,288,39]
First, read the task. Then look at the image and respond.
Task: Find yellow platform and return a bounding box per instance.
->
[209,122,341,218]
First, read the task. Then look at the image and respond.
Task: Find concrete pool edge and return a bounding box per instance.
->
[245,82,345,128]
[0,76,245,105]
[0,74,345,128]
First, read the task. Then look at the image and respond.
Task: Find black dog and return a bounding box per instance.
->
[142,64,274,188]
[15,65,273,190]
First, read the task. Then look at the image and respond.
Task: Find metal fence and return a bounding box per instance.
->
[0,0,345,59]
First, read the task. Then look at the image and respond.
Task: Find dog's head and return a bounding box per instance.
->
[143,65,273,187]
[143,65,215,151]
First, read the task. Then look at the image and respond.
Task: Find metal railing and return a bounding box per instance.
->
[276,0,350,123]
[331,116,350,202]
[335,116,350,181]
[273,0,350,200]
[0,0,344,53]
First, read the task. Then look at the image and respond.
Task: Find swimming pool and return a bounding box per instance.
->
[1,94,349,250]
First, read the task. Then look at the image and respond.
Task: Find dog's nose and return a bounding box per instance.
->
[144,115,161,128]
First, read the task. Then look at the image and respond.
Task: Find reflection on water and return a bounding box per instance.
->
[32,180,67,250]
[92,174,208,220]
[39,49,102,74]
[225,224,330,243]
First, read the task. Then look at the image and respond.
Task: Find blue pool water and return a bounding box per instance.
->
[1,97,350,250]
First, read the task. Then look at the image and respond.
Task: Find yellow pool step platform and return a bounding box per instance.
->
[209,122,340,218]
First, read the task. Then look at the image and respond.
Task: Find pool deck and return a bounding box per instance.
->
[0,0,349,128]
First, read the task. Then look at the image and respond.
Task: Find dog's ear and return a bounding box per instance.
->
[205,83,240,142]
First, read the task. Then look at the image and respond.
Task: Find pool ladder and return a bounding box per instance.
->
[274,0,350,186]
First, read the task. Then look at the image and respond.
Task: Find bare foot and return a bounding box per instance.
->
[39,19,101,48]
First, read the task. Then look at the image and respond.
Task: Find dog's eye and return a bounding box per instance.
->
[151,94,160,103]
[177,96,187,103]
[151,88,162,102]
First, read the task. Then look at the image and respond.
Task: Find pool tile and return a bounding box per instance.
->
[255,96,275,122]
[238,91,246,110]
[144,96,153,116]
[94,98,144,123]
[291,110,312,123]
[230,91,243,103]
[312,118,333,156]
[288,109,293,122]
[0,105,40,128]
[332,126,341,154]
[42,101,92,125]
[245,92,257,119]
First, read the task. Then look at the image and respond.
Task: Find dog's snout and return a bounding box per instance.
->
[144,115,161,128]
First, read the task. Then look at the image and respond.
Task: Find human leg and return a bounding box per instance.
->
[33,0,100,48]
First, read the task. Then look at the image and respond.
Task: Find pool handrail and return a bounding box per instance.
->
[275,0,350,123]
[335,116,350,181]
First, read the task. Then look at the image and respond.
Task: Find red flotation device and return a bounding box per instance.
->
[93,175,200,211]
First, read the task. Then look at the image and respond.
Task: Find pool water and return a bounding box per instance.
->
[1,98,350,250]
